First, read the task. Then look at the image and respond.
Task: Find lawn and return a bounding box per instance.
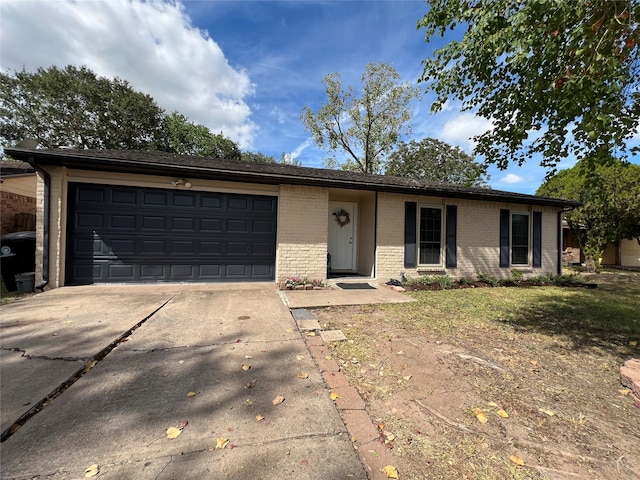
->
[314,268,640,480]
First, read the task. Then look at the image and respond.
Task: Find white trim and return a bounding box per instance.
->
[417,204,444,267]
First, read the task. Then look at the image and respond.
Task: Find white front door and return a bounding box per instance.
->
[328,201,357,271]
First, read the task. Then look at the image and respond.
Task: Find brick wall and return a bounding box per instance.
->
[0,191,36,235]
[276,185,328,281]
[376,193,561,281]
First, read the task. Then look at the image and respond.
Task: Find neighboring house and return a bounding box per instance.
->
[5,148,580,289]
[602,239,640,268]
[0,160,37,235]
[561,220,640,268]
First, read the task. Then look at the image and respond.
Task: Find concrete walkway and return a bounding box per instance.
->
[0,284,367,479]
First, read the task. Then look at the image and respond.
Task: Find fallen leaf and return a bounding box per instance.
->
[178,360,184,364]
[216,437,229,449]
[178,420,188,428]
[538,408,556,416]
[244,381,256,389]
[487,401,498,407]
[472,408,488,424]
[619,388,631,396]
[496,409,509,418]
[298,372,309,379]
[83,360,97,373]
[272,395,285,405]
[166,426,182,439]
[330,392,340,401]
[286,328,294,333]
[186,391,197,397]
[630,340,638,347]
[403,375,412,381]
[84,464,99,478]
[246,399,254,405]
[245,355,253,359]
[510,454,525,466]
[395,351,404,355]
[256,415,264,421]
[529,360,538,366]
[296,355,305,360]
[383,465,399,478]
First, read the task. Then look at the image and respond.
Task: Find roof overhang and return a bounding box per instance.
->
[4,148,582,209]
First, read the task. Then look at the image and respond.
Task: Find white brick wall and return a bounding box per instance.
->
[376,193,561,281]
[276,184,328,281]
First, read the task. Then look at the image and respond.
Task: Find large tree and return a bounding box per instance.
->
[537,160,640,271]
[163,112,240,158]
[419,0,639,170]
[385,137,489,187]
[0,65,166,150]
[300,62,422,174]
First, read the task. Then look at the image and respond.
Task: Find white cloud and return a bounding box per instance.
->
[0,0,256,148]
[438,113,493,152]
[500,173,523,184]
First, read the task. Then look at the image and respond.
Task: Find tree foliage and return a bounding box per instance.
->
[536,160,640,271]
[0,65,166,150]
[163,112,240,158]
[300,62,422,174]
[240,151,276,163]
[419,0,639,170]
[385,137,489,187]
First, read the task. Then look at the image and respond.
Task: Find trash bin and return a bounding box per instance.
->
[0,231,36,292]
[15,272,35,293]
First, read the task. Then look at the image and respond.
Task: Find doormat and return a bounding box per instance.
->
[336,282,376,290]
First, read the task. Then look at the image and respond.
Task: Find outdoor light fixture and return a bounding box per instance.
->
[171,178,192,188]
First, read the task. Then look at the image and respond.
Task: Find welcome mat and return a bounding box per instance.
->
[336,282,376,290]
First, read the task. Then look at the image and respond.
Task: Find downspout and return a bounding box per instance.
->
[373,191,378,279]
[33,165,50,291]
[557,206,576,275]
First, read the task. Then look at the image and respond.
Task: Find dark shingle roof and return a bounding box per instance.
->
[0,159,35,177]
[4,148,580,208]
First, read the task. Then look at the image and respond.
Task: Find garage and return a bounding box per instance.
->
[66,183,277,284]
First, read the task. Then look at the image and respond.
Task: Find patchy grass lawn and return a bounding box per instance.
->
[314,269,640,480]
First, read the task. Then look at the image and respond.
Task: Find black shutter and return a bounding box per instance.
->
[533,211,542,267]
[500,209,510,267]
[445,205,457,268]
[404,202,417,268]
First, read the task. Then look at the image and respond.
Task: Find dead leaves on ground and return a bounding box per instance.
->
[383,464,399,478]
[84,464,99,477]
[166,420,188,439]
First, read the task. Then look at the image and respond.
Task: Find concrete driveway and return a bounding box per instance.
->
[0,284,367,479]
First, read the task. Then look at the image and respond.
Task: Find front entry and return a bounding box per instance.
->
[328,201,357,272]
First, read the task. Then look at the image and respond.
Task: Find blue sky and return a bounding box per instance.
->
[1,0,638,194]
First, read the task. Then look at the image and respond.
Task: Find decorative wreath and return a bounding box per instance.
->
[332,208,351,227]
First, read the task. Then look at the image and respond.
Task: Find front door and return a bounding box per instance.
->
[328,201,356,272]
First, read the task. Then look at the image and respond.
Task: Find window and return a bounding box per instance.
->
[419,207,442,265]
[511,213,529,265]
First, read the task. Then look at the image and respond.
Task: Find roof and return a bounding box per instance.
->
[0,160,35,178]
[4,147,581,208]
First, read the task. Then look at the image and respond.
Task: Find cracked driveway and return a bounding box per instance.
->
[0,284,367,479]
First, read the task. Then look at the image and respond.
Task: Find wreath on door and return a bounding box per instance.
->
[332,208,351,227]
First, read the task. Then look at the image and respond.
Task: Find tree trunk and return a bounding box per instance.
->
[584,255,598,273]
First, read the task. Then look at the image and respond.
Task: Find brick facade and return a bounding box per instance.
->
[276,184,328,281]
[376,192,560,281]
[0,191,36,235]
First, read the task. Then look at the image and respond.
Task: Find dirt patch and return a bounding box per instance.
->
[313,271,640,479]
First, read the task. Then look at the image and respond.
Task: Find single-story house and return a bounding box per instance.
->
[0,160,37,235]
[5,148,580,290]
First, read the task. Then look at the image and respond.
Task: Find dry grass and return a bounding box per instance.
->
[315,269,640,479]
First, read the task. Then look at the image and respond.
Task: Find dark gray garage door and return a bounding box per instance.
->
[66,183,277,285]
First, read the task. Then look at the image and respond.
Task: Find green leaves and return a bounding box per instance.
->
[537,159,640,270]
[419,0,639,170]
[385,138,490,187]
[300,62,422,174]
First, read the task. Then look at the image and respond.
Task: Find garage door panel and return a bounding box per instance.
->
[67,184,277,284]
